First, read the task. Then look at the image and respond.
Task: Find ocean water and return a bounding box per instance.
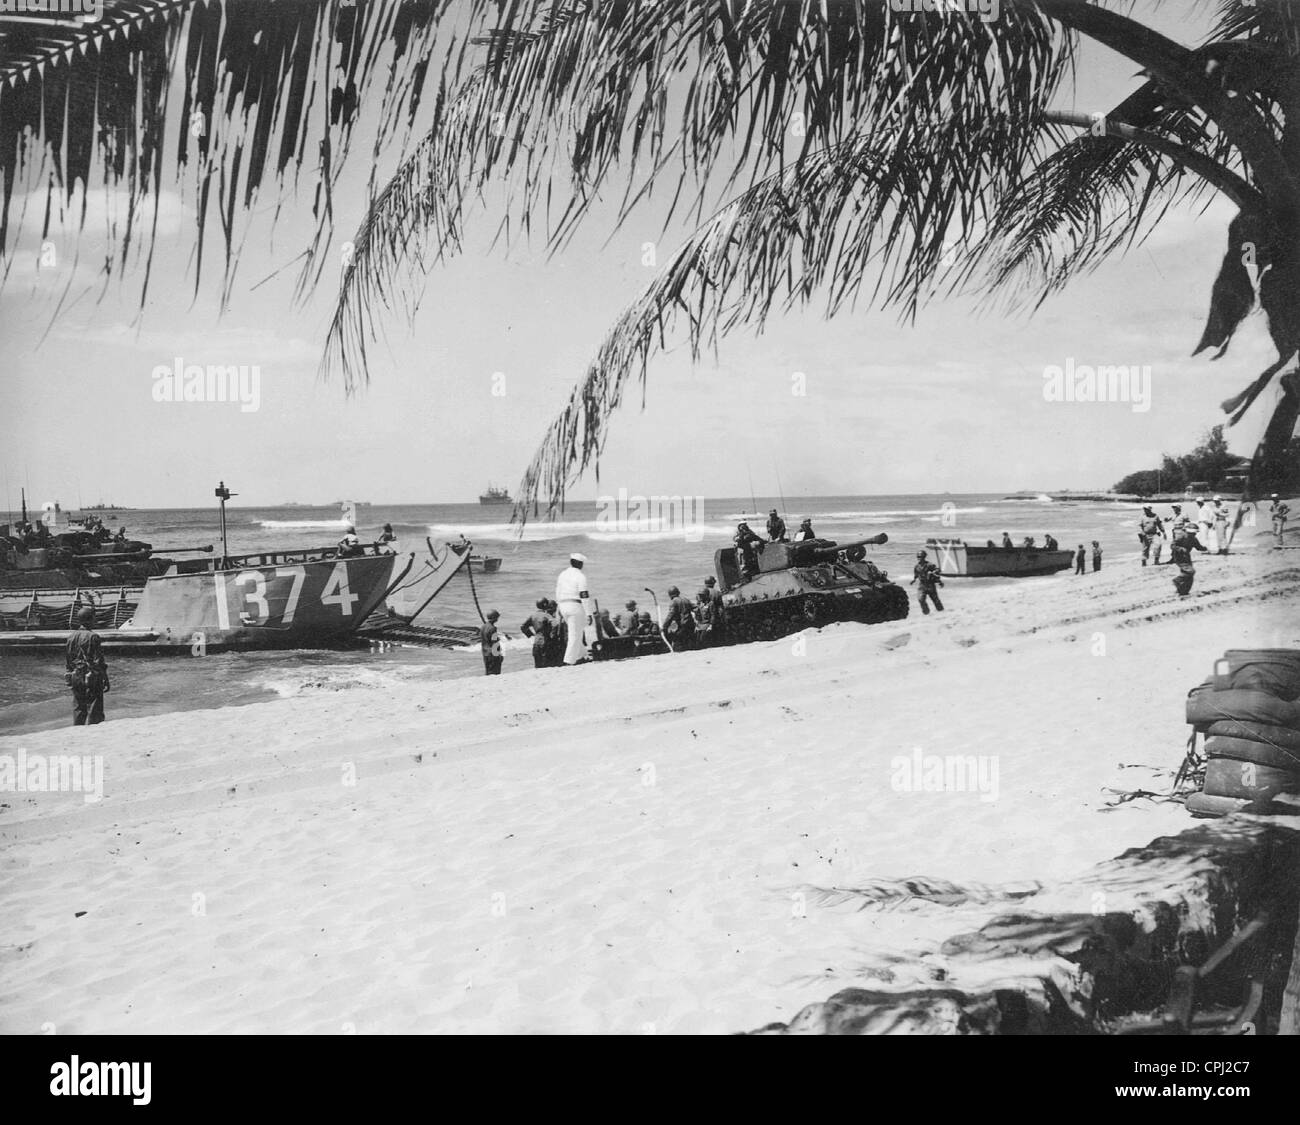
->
[0,493,1155,735]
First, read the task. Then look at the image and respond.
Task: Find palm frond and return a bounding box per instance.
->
[0,0,449,302]
[514,121,1038,519]
[324,0,1071,392]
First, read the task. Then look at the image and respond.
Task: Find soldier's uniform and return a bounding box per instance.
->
[765,511,787,541]
[911,555,944,615]
[65,615,109,726]
[480,613,503,675]
[661,588,696,650]
[1138,509,1165,565]
[1271,498,1291,545]
[733,524,763,577]
[1170,533,1208,597]
[520,606,553,668]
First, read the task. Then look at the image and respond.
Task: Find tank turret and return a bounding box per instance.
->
[713,531,908,643]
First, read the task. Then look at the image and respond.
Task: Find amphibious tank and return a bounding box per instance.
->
[715,532,908,642]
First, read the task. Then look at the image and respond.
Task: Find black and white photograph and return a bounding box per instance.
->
[2,0,1299,1082]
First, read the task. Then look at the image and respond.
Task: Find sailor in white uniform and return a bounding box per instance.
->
[1195,499,1217,553]
[555,552,592,665]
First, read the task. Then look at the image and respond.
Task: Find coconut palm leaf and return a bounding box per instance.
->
[0,0,448,303]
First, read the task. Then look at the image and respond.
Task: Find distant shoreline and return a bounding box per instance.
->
[1003,491,1247,504]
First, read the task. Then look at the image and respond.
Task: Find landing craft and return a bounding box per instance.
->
[925,537,1074,577]
[0,485,475,652]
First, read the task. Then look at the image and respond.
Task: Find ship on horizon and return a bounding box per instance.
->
[479,484,512,505]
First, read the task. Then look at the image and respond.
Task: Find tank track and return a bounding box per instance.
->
[717,582,909,646]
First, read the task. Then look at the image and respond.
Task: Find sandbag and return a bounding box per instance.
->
[1204,734,1300,773]
[1185,685,1300,728]
[1185,792,1257,819]
[1206,718,1300,751]
[1212,651,1300,700]
[1203,757,1300,801]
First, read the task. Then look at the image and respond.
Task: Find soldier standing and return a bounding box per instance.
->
[519,599,553,669]
[1074,544,1086,575]
[1091,541,1103,572]
[480,610,503,675]
[1212,496,1230,554]
[1270,494,1291,546]
[65,606,109,725]
[661,585,697,650]
[765,509,787,541]
[544,599,564,666]
[1137,506,1165,566]
[910,550,944,615]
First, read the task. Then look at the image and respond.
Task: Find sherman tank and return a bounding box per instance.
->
[715,532,908,642]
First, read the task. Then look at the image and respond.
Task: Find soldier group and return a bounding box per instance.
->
[1138,497,1237,566]
[1136,499,1226,596]
[733,511,816,578]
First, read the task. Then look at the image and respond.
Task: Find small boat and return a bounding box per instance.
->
[926,538,1074,577]
[478,484,512,505]
[469,554,502,574]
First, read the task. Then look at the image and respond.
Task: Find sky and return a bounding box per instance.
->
[1,1,1286,510]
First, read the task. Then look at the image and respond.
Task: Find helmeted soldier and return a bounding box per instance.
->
[520,598,554,668]
[480,609,503,675]
[1137,506,1166,566]
[661,585,696,649]
[734,522,764,577]
[1170,530,1209,597]
[910,550,944,615]
[765,509,787,542]
[65,606,109,725]
[615,599,639,633]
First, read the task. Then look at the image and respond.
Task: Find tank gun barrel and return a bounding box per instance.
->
[803,532,888,561]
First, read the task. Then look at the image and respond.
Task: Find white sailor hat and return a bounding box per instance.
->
[570,552,588,563]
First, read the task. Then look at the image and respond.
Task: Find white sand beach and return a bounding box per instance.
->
[2,546,1298,1034]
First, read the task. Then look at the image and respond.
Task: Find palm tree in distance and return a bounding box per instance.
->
[1,0,1297,515]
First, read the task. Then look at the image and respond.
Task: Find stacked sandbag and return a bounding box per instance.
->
[1184,649,1300,818]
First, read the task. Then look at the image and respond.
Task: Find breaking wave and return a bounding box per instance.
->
[259,518,349,529]
[429,521,733,543]
[723,507,987,521]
